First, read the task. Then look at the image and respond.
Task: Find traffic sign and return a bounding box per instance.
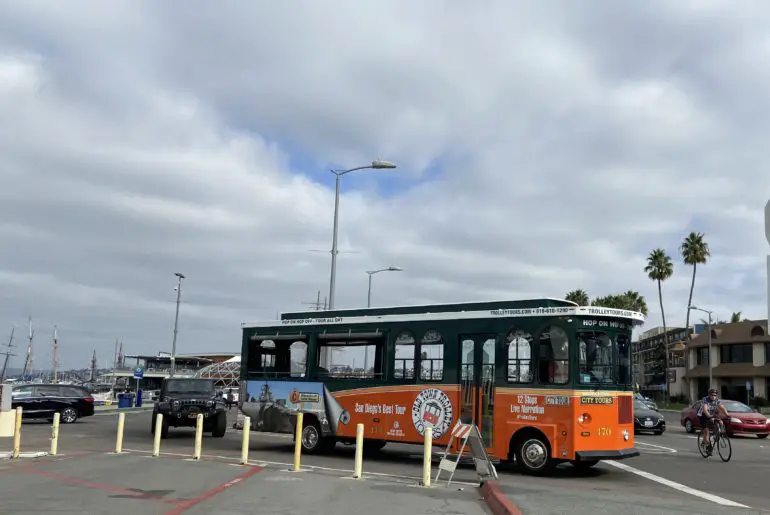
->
[133,366,144,379]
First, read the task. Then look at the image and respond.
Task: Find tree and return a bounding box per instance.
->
[591,291,649,316]
[680,232,710,335]
[565,289,589,305]
[730,312,741,323]
[644,248,674,400]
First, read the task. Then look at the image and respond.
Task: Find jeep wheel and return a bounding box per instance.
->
[300,419,334,454]
[211,412,227,438]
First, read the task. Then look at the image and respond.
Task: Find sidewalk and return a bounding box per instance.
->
[0,451,492,515]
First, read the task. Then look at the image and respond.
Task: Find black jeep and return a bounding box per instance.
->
[151,378,227,439]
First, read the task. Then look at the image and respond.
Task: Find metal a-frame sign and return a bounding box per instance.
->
[435,420,498,486]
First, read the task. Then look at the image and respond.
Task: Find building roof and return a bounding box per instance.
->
[686,320,769,348]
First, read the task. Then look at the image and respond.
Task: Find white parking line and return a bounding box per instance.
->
[635,441,677,454]
[605,461,749,509]
[121,447,480,487]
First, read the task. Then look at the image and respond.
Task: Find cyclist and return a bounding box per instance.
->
[698,388,727,450]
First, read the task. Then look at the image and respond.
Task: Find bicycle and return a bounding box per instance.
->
[697,416,731,462]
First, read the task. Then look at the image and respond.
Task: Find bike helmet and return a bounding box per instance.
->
[708,388,718,395]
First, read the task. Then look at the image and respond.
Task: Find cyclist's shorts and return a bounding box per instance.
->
[699,415,713,429]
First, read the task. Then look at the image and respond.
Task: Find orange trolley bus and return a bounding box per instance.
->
[239,297,644,474]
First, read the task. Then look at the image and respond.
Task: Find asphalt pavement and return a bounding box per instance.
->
[1,408,769,514]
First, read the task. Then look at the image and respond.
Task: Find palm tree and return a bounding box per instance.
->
[644,248,674,401]
[565,289,589,305]
[619,290,649,317]
[730,312,741,323]
[591,291,649,316]
[680,232,710,334]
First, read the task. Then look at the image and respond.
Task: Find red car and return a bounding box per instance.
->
[681,399,769,438]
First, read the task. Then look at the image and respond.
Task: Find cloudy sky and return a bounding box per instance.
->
[1,1,769,370]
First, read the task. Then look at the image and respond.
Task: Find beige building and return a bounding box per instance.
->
[684,320,770,402]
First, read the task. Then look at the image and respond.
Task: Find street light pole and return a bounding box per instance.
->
[170,272,185,377]
[366,266,402,308]
[364,266,402,374]
[327,160,397,311]
[689,305,713,391]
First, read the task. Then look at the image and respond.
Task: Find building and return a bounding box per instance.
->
[101,352,238,393]
[684,319,770,402]
[632,324,706,400]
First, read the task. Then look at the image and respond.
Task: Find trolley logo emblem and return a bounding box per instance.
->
[412,388,453,439]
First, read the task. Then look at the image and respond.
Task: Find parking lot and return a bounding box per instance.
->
[1,409,769,514]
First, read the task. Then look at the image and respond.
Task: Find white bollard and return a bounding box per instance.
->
[422,427,432,487]
[353,423,364,478]
[11,406,22,459]
[50,412,60,456]
[115,412,125,453]
[293,412,303,472]
[193,413,203,460]
[152,413,163,457]
[240,416,251,465]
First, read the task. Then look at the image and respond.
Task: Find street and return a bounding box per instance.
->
[2,409,769,514]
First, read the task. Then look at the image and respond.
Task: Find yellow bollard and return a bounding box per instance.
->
[193,413,203,460]
[353,423,364,478]
[240,416,251,465]
[293,412,303,472]
[422,427,432,487]
[50,412,60,456]
[115,412,125,454]
[11,406,22,459]
[152,413,163,457]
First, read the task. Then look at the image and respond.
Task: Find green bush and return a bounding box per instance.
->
[750,396,768,408]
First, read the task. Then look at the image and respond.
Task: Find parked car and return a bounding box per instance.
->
[634,393,658,411]
[11,384,95,423]
[680,399,769,438]
[634,399,666,435]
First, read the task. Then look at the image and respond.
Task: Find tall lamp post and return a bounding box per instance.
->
[366,266,402,308]
[688,305,713,391]
[170,272,185,377]
[364,266,402,373]
[327,160,397,311]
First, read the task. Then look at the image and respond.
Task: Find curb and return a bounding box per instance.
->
[479,481,522,515]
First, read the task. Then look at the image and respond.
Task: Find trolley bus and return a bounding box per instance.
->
[239,297,644,474]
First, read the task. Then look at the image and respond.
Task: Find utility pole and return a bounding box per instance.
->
[170,272,185,377]
[302,290,325,311]
[0,327,16,383]
[52,326,59,384]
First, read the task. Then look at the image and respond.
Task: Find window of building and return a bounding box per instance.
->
[393,331,416,379]
[765,342,770,364]
[720,344,753,364]
[419,330,444,381]
[316,332,384,379]
[696,347,709,366]
[506,329,533,383]
[538,325,569,385]
[751,326,765,337]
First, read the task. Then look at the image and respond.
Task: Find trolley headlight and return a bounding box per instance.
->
[622,429,629,441]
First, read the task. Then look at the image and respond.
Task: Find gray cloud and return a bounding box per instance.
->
[1,1,769,369]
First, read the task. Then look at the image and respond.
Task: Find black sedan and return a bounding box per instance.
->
[11,384,95,423]
[633,399,665,435]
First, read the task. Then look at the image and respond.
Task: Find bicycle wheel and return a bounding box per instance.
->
[697,432,710,458]
[717,431,732,462]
